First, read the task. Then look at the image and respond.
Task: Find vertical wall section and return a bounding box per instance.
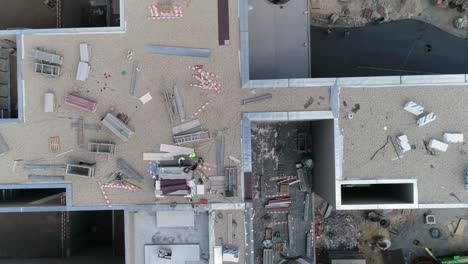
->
[310,120,336,206]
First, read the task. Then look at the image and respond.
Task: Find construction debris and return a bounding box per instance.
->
[316,213,361,250]
[139,92,152,104]
[65,163,95,177]
[34,62,60,77]
[64,94,97,112]
[425,214,436,225]
[0,133,9,155]
[174,130,210,144]
[265,198,292,210]
[158,167,192,179]
[227,213,233,243]
[145,44,210,58]
[455,218,466,236]
[156,179,190,196]
[172,119,201,135]
[79,43,89,62]
[404,101,424,116]
[130,61,139,96]
[24,164,66,171]
[189,65,221,92]
[116,158,144,181]
[163,87,177,124]
[77,117,84,147]
[216,135,225,177]
[71,121,101,130]
[173,86,186,122]
[148,4,183,19]
[225,167,237,197]
[76,62,90,81]
[396,135,411,153]
[465,168,468,190]
[241,93,272,105]
[44,93,56,113]
[88,142,115,155]
[160,144,194,156]
[143,153,174,161]
[102,172,140,191]
[101,113,135,142]
[31,48,63,65]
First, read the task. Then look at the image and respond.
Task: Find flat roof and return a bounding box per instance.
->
[341,86,468,204]
[0,0,330,207]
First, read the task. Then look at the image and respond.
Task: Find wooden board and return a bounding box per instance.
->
[160,144,193,156]
[143,153,174,161]
[172,119,201,135]
[217,0,230,45]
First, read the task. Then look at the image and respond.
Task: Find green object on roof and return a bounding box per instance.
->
[440,256,468,264]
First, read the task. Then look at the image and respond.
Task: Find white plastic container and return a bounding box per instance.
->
[443,133,464,144]
[44,93,55,113]
[428,139,448,152]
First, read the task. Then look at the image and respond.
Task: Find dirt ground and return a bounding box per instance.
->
[251,122,315,263]
[310,0,468,38]
[314,202,468,264]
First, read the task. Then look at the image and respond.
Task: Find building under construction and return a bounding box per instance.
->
[0,0,466,264]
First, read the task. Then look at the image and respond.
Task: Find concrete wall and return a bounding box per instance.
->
[0,256,123,264]
[310,120,336,206]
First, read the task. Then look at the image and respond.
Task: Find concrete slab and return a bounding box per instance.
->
[341,86,468,204]
[156,211,195,227]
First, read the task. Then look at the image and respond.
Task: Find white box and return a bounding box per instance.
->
[417,112,436,127]
[44,93,55,112]
[139,92,152,104]
[443,133,464,144]
[404,101,424,116]
[79,43,89,62]
[76,61,90,81]
[396,135,411,153]
[428,139,448,152]
[196,184,205,195]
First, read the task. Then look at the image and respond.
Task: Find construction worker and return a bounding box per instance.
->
[178,156,186,166]
[189,152,197,158]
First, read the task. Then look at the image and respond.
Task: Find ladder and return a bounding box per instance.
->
[173,130,209,145]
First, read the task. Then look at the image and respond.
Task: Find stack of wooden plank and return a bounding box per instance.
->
[64,94,97,112]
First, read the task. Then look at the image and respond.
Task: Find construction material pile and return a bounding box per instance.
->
[189,65,221,93]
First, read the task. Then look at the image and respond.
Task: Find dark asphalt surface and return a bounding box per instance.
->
[311,19,468,77]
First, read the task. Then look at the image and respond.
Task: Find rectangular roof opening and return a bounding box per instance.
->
[0,0,121,30]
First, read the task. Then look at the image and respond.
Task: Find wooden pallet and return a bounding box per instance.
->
[49,136,61,154]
